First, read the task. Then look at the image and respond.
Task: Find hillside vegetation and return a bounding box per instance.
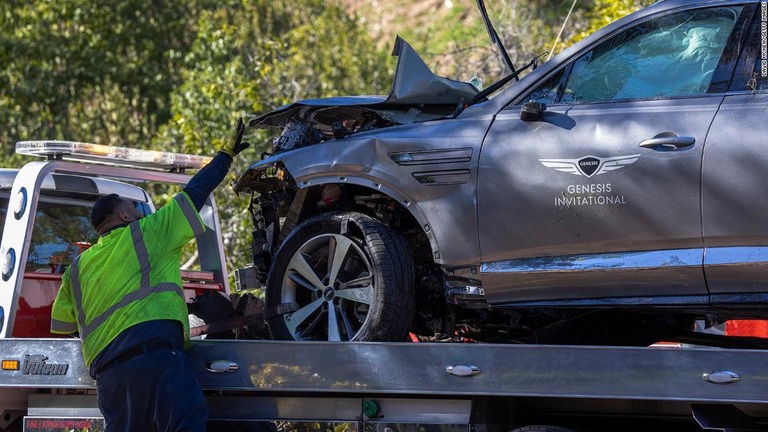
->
[0,0,651,275]
[340,0,653,82]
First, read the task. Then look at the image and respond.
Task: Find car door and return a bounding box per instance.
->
[702,5,768,305]
[476,4,750,306]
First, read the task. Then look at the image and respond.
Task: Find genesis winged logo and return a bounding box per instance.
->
[539,154,641,178]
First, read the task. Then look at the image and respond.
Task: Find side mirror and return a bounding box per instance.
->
[520,101,546,122]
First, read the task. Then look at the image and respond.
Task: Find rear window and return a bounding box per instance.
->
[0,195,99,274]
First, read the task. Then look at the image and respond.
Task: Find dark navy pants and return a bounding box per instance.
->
[95,347,208,431]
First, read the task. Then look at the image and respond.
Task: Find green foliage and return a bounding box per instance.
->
[480,0,653,75]
[150,0,391,275]
[154,0,390,155]
[491,0,590,71]
[361,0,653,83]
[1,0,391,279]
[363,0,593,84]
[568,0,656,44]
[0,0,654,279]
[0,0,198,154]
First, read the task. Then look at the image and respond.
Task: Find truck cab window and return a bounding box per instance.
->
[31,203,96,273]
[0,197,98,274]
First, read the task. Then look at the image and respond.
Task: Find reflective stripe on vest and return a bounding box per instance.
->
[131,222,151,288]
[50,318,78,334]
[69,220,184,341]
[69,255,86,331]
[174,194,205,237]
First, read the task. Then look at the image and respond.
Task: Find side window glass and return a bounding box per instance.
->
[561,6,742,104]
[524,69,565,105]
[27,201,97,274]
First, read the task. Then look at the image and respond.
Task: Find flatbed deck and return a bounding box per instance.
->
[3,339,768,430]
[2,338,767,402]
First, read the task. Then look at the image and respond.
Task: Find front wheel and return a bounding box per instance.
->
[265,212,414,341]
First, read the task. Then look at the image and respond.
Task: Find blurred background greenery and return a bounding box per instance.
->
[0,0,652,280]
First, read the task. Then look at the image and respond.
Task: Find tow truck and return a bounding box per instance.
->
[1,143,767,432]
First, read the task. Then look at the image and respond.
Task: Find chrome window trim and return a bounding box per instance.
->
[704,246,768,266]
[481,246,768,274]
[481,249,703,274]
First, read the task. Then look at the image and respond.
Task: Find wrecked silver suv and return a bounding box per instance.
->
[233,0,768,347]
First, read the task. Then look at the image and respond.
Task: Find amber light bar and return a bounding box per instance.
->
[16,141,212,171]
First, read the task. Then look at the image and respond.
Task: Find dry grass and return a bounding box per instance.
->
[337,0,493,79]
[338,0,478,49]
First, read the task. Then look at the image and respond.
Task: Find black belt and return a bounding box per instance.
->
[96,340,173,375]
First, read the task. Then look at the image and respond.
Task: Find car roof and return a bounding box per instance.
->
[0,168,150,203]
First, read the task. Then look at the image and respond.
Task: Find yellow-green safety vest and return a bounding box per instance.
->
[50,192,206,368]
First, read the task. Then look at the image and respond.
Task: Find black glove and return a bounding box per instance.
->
[220,118,250,157]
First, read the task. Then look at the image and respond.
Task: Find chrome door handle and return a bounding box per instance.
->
[638,133,695,150]
[206,360,239,373]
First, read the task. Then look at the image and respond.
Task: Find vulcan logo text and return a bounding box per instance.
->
[23,354,68,375]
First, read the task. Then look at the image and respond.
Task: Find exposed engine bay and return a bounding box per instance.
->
[248,36,480,154]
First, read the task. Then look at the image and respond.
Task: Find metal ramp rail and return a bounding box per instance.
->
[2,338,768,430]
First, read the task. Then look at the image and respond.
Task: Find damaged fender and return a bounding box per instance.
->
[233,115,494,267]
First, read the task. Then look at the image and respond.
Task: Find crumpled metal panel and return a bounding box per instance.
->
[249,37,478,129]
[235,115,492,266]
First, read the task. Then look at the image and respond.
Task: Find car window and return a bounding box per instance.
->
[525,69,566,105]
[0,197,99,274]
[523,6,743,105]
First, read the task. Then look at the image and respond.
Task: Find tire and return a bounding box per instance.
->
[266,211,414,341]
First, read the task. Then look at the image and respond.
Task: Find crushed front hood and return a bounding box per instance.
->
[387,36,479,105]
[248,36,479,130]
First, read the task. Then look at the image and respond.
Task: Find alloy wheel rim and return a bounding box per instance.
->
[281,233,374,341]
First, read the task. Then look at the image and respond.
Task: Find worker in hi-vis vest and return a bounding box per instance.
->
[51,119,250,431]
